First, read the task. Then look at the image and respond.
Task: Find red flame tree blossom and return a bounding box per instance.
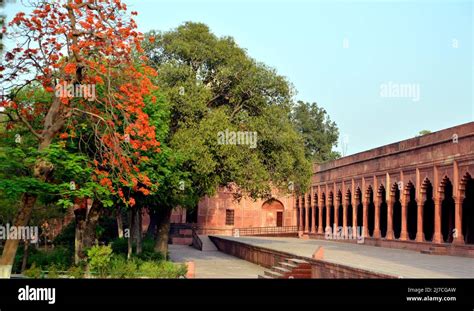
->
[0,0,160,269]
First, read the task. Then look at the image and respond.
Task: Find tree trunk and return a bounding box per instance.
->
[154,206,172,259]
[116,208,124,238]
[21,240,29,273]
[146,208,157,238]
[0,135,55,277]
[136,207,142,255]
[74,200,101,264]
[82,200,101,249]
[74,207,87,265]
[127,208,135,260]
[0,193,37,277]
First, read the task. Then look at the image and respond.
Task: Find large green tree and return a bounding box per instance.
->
[143,22,311,254]
[291,100,340,163]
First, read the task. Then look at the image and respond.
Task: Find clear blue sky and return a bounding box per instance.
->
[3,0,473,155]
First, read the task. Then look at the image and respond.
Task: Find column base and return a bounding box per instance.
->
[415,233,424,242]
[453,235,465,245]
[433,232,442,244]
[385,230,394,240]
[400,231,408,241]
[373,229,381,239]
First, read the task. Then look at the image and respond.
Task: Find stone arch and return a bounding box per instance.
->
[391,183,402,239]
[329,192,335,230]
[262,198,285,227]
[461,172,474,244]
[262,198,284,210]
[356,187,363,228]
[301,195,306,230]
[406,181,418,241]
[321,192,327,230]
[307,193,312,231]
[337,190,343,227]
[346,189,353,228]
[314,193,319,232]
[296,197,300,228]
[378,185,388,238]
[422,178,435,241]
[366,185,375,237]
[441,176,455,243]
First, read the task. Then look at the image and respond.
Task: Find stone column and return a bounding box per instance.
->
[415,192,425,242]
[343,195,348,238]
[298,196,303,232]
[362,194,369,238]
[304,196,309,233]
[352,196,358,235]
[326,202,330,232]
[386,192,394,240]
[433,196,442,244]
[318,194,324,234]
[454,197,465,244]
[373,191,381,238]
[400,189,408,241]
[311,194,316,233]
[335,195,340,232]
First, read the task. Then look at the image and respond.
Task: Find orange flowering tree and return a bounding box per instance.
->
[0,0,160,272]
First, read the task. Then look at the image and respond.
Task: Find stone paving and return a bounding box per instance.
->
[168,244,266,278]
[217,236,474,278]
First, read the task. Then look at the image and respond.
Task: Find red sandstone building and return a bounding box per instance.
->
[197,122,474,255]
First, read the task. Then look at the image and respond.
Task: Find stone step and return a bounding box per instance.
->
[264,270,283,278]
[279,262,297,269]
[273,266,291,274]
[258,274,273,279]
[287,258,308,265]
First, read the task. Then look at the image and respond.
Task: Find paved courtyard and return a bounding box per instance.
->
[217,236,474,278]
[168,244,266,278]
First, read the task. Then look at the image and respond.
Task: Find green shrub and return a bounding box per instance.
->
[109,256,138,278]
[67,265,84,279]
[138,261,187,279]
[46,264,60,279]
[24,263,42,279]
[86,245,113,277]
[28,246,72,270]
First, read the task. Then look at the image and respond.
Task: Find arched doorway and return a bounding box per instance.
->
[441,177,455,243]
[262,198,285,227]
[379,185,388,238]
[337,191,343,227]
[423,179,434,241]
[329,192,335,230]
[367,186,375,237]
[346,190,353,228]
[407,182,418,241]
[356,188,363,228]
[393,183,402,239]
[462,174,474,244]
